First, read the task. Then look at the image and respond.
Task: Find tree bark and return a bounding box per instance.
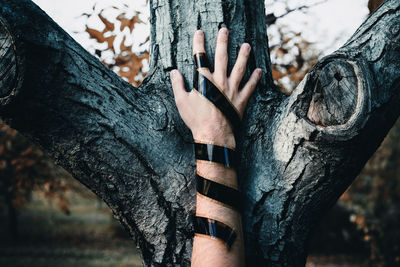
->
[0,0,399,266]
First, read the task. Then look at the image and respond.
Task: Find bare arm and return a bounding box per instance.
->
[171,28,261,266]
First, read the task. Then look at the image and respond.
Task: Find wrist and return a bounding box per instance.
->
[192,128,236,149]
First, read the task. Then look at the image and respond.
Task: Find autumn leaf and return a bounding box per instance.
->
[86,26,116,51]
[276,47,288,57]
[86,27,106,43]
[117,14,143,32]
[99,13,115,32]
[120,36,132,52]
[272,68,284,80]
[106,35,116,50]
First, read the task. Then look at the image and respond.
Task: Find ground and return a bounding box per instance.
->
[0,177,373,267]
[0,181,142,267]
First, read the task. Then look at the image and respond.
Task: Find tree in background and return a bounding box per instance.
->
[0,123,71,237]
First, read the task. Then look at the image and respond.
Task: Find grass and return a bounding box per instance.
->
[0,178,373,266]
[0,185,143,267]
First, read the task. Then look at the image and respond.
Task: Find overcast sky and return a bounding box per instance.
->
[268,0,369,53]
[32,0,369,56]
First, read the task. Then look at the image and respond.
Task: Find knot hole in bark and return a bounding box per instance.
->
[306,59,359,126]
[0,16,24,106]
[334,72,343,81]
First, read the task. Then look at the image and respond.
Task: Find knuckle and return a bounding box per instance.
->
[237,99,245,108]
[215,76,227,88]
[219,79,227,88]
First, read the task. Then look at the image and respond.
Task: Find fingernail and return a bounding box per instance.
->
[256,68,262,76]
[244,43,251,51]
[220,28,228,35]
[196,30,204,36]
[170,70,177,80]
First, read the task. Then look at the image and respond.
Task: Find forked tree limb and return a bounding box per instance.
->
[241,1,400,265]
[0,0,399,266]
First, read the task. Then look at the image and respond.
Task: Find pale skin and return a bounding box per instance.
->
[171,28,261,267]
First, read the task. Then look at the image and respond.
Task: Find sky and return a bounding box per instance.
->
[31,0,369,59]
[265,0,369,54]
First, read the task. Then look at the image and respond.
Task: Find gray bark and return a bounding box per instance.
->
[0,0,399,266]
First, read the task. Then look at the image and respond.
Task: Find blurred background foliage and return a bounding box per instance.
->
[1,0,399,266]
[81,3,149,86]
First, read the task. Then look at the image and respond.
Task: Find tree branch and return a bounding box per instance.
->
[0,0,194,265]
[242,0,400,265]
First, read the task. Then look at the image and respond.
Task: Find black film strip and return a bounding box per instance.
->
[194,142,237,168]
[196,174,240,211]
[194,52,241,135]
[193,215,237,249]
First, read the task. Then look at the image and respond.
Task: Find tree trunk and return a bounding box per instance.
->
[0,0,399,266]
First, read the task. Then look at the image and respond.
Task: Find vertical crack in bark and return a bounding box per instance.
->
[252,189,274,217]
[284,138,305,172]
[168,0,177,70]
[220,0,233,27]
[272,165,307,264]
[148,177,175,263]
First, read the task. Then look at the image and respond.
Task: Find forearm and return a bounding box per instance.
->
[191,134,245,267]
[192,162,244,266]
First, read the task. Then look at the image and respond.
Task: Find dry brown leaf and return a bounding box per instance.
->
[276,47,287,57]
[282,37,292,44]
[86,27,106,43]
[120,36,132,52]
[117,52,148,85]
[272,68,284,80]
[105,35,116,50]
[117,14,143,32]
[99,13,115,32]
[368,0,384,13]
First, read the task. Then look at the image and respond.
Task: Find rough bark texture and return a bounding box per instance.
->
[0,0,399,266]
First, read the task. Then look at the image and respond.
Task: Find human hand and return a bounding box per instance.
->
[170,28,262,148]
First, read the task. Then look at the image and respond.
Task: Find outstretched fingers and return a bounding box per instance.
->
[237,68,262,111]
[193,30,213,80]
[229,43,251,90]
[214,28,229,80]
[193,30,205,55]
[190,29,261,116]
[171,70,188,108]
